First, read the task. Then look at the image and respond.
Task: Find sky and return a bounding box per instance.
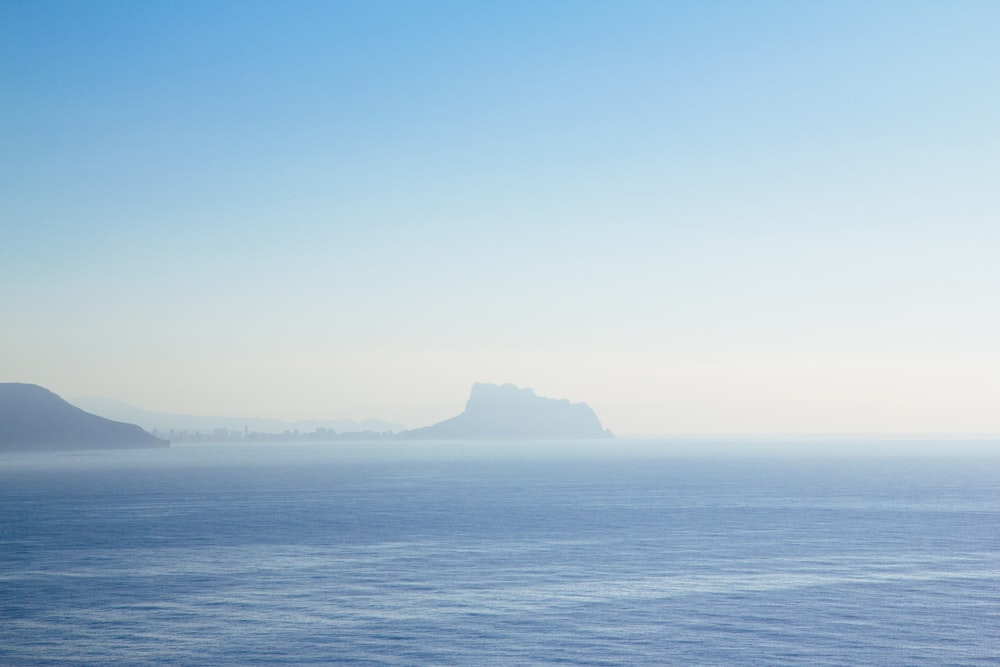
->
[2,0,998,435]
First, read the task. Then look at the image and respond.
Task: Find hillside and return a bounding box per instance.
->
[0,383,169,450]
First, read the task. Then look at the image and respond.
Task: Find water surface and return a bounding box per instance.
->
[2,441,998,665]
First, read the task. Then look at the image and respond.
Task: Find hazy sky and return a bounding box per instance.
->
[3,1,998,435]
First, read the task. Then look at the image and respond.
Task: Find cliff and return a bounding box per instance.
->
[0,383,169,451]
[399,383,613,440]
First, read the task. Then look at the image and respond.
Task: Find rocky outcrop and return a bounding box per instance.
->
[399,383,613,440]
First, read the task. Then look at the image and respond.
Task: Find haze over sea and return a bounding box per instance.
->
[4,1,999,436]
[3,440,999,666]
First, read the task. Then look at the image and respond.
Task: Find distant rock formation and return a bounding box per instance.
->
[0,383,169,451]
[399,383,613,440]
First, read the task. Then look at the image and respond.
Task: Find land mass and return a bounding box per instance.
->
[399,383,613,440]
[0,383,169,451]
[71,396,405,441]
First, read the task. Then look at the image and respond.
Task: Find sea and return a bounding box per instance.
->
[1,439,999,666]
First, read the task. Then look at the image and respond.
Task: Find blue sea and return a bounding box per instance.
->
[2,440,999,665]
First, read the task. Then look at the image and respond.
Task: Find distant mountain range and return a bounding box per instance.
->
[0,382,610,450]
[399,383,613,440]
[0,383,168,450]
[71,396,406,436]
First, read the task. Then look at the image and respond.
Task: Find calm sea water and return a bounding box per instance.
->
[1,441,999,665]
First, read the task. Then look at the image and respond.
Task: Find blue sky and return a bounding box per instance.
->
[3,1,998,434]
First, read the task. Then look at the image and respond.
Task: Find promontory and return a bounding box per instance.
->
[399,382,613,440]
[0,383,169,451]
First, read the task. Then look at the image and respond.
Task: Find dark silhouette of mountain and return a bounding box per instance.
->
[399,383,613,440]
[0,383,169,451]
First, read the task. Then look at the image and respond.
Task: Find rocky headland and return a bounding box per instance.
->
[0,383,169,451]
[399,383,613,440]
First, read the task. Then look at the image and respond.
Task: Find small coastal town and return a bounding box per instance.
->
[152,426,396,443]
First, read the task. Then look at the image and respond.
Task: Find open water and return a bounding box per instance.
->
[1,441,999,665]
